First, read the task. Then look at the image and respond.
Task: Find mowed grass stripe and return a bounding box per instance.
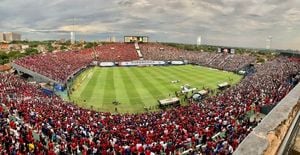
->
[167,66,223,88]
[119,68,144,106]
[169,66,215,85]
[159,66,206,87]
[110,68,137,113]
[86,68,107,109]
[153,66,204,88]
[71,68,94,97]
[180,66,215,77]
[172,65,217,81]
[182,65,242,87]
[142,67,179,94]
[168,66,213,88]
[79,69,102,101]
[124,68,158,106]
[184,66,242,85]
[102,68,116,104]
[148,66,184,90]
[134,67,169,90]
[129,68,166,100]
[113,68,130,104]
[184,66,229,79]
[183,66,239,83]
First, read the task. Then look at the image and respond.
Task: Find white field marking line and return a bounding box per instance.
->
[76,69,94,86]
[81,69,93,81]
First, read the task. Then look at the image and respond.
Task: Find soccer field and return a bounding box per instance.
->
[69,65,242,113]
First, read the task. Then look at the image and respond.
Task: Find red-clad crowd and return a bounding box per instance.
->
[94,43,139,62]
[14,43,139,84]
[1,56,299,154]
[139,43,256,72]
[14,49,95,84]
[14,43,254,85]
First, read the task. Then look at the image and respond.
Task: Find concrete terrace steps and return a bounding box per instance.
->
[134,42,143,60]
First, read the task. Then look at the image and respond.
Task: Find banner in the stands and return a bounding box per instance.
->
[119,60,166,66]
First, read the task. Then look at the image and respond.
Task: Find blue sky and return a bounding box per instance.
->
[0,0,300,49]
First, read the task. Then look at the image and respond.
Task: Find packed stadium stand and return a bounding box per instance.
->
[93,43,139,62]
[14,43,139,84]
[14,43,256,85]
[1,42,300,154]
[14,49,95,84]
[139,43,255,72]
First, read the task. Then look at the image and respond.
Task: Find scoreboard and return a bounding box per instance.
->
[124,36,148,43]
[217,48,235,54]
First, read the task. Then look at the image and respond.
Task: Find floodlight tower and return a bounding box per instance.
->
[268,36,272,49]
[71,18,76,44]
[197,36,202,46]
[266,35,272,50]
[71,32,75,44]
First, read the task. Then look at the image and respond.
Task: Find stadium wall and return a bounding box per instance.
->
[11,63,63,85]
[234,83,300,155]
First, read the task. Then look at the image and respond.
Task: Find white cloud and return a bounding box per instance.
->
[0,0,300,49]
[246,4,277,16]
[59,23,110,34]
[284,8,300,22]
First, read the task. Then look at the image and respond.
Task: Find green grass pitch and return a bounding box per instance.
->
[69,65,242,113]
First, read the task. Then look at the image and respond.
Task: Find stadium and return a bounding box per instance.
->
[0,35,299,155]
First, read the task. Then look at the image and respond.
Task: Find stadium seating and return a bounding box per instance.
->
[139,43,256,71]
[94,43,139,62]
[1,56,299,154]
[14,49,95,83]
[14,43,139,83]
[14,43,255,84]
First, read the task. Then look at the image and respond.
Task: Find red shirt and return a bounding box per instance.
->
[71,142,77,150]
[48,142,54,150]
[47,150,56,155]
[138,146,144,153]
[146,150,151,155]
[131,146,137,153]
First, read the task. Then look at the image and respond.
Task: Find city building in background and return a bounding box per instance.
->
[110,36,116,42]
[0,32,4,42]
[0,32,21,43]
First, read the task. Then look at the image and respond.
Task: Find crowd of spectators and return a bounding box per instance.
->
[14,43,256,85]
[14,43,139,84]
[1,56,299,154]
[139,43,256,71]
[14,49,95,84]
[94,43,139,62]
